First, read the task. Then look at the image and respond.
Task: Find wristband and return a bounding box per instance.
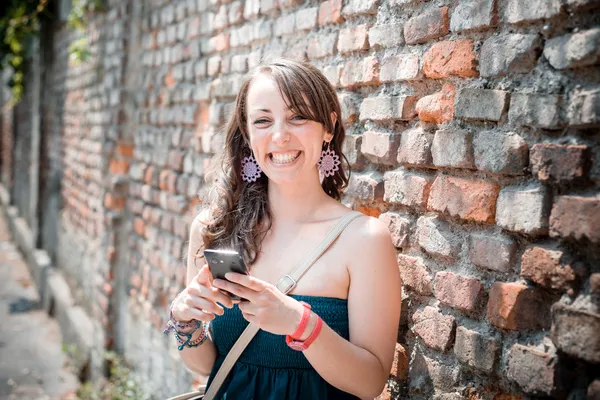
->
[286,314,323,351]
[290,301,312,339]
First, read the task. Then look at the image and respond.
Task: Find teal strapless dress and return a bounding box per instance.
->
[206,294,360,399]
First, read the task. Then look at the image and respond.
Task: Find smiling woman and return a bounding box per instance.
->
[166,59,402,400]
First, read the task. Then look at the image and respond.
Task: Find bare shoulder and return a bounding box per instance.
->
[190,208,212,237]
[344,213,393,248]
[342,213,397,273]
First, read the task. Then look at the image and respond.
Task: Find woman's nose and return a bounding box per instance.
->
[271,121,290,144]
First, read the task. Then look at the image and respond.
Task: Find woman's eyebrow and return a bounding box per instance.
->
[251,108,272,113]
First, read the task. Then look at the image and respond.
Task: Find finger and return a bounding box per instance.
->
[190,277,234,308]
[178,306,215,322]
[237,300,257,315]
[213,278,256,301]
[195,264,213,286]
[194,297,225,316]
[225,273,268,292]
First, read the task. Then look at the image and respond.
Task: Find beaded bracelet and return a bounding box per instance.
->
[174,322,209,350]
[163,295,197,335]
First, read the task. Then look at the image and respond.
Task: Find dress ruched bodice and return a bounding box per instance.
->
[206,294,360,399]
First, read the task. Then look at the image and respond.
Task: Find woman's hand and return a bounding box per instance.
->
[171,264,235,323]
[212,273,304,336]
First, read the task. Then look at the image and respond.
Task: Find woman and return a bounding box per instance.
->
[168,59,401,399]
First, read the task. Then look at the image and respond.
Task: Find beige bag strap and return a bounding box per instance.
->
[203,211,362,400]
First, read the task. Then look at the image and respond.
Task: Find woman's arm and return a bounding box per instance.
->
[176,213,219,377]
[302,216,401,399]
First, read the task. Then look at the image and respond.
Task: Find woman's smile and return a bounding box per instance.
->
[268,150,302,166]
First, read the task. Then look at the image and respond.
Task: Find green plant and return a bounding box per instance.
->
[76,351,149,400]
[67,0,105,65]
[0,0,50,104]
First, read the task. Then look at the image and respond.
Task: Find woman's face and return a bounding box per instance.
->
[245,73,332,185]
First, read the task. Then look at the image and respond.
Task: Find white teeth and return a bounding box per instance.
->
[270,151,300,164]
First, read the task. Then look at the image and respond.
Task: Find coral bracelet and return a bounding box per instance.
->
[290,301,312,339]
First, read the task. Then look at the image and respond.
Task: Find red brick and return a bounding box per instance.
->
[416,83,455,123]
[383,169,433,209]
[404,7,449,45]
[339,56,380,88]
[104,193,126,211]
[487,282,551,330]
[159,170,170,191]
[380,54,420,82]
[133,218,146,238]
[209,33,230,52]
[413,306,456,352]
[390,343,408,379]
[318,0,344,26]
[167,172,178,194]
[116,142,134,158]
[164,71,176,88]
[435,272,483,312]
[521,246,577,291]
[550,196,600,243]
[530,143,588,184]
[423,39,478,78]
[338,25,369,54]
[109,159,130,175]
[397,254,433,295]
[428,175,500,223]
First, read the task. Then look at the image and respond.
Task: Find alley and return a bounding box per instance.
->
[0,208,79,400]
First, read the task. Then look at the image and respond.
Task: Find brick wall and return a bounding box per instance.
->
[3,0,600,398]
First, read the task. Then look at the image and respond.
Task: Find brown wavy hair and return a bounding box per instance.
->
[200,59,349,266]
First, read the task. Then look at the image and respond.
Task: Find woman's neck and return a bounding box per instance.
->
[267,170,330,225]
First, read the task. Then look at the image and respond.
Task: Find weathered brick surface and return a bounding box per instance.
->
[551,303,600,363]
[473,131,528,175]
[379,212,411,248]
[318,0,344,26]
[412,306,456,352]
[431,128,474,168]
[521,246,577,291]
[404,7,449,45]
[450,0,496,32]
[360,95,417,122]
[469,232,516,272]
[416,83,455,123]
[508,93,563,129]
[361,131,401,165]
[346,171,383,201]
[454,88,509,122]
[380,54,421,82]
[339,56,380,88]
[487,282,551,330]
[397,127,434,166]
[383,169,433,209]
[368,23,404,48]
[496,185,551,235]
[479,34,543,77]
[506,343,560,396]
[544,28,600,70]
[416,215,462,260]
[397,254,433,295]
[568,87,600,127]
[434,272,483,312]
[427,176,499,223]
[530,143,588,184]
[549,195,600,242]
[454,326,500,373]
[338,25,369,54]
[505,0,562,23]
[423,40,478,78]
[342,0,379,17]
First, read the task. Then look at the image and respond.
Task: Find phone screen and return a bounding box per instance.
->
[203,249,248,300]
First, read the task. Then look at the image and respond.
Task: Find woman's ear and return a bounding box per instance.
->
[324,132,334,143]
[330,112,337,130]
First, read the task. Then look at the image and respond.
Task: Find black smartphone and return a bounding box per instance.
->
[203,249,248,300]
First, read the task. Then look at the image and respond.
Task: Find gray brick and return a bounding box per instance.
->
[383,169,433,209]
[274,13,295,36]
[469,232,516,272]
[568,87,600,127]
[339,93,358,125]
[397,127,434,166]
[455,326,500,373]
[379,212,411,248]
[450,0,495,32]
[416,215,462,260]
[454,88,509,122]
[473,131,528,175]
[479,34,543,77]
[509,93,564,128]
[551,303,600,363]
[342,0,379,17]
[346,171,383,201]
[544,28,600,70]
[507,343,560,396]
[359,96,417,121]
[368,23,404,48]
[496,184,551,235]
[431,128,474,168]
[361,131,401,165]
[295,7,318,31]
[566,0,600,10]
[380,54,421,82]
[505,0,562,23]
[342,134,364,168]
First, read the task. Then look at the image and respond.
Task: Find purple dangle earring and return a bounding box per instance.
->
[241,153,263,182]
[318,141,341,178]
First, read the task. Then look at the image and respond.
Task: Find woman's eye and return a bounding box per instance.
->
[291,115,306,121]
[254,119,269,124]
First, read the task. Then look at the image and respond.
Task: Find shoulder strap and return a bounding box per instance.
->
[203,211,362,400]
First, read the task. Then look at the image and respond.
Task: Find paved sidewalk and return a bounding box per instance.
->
[0,209,79,400]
